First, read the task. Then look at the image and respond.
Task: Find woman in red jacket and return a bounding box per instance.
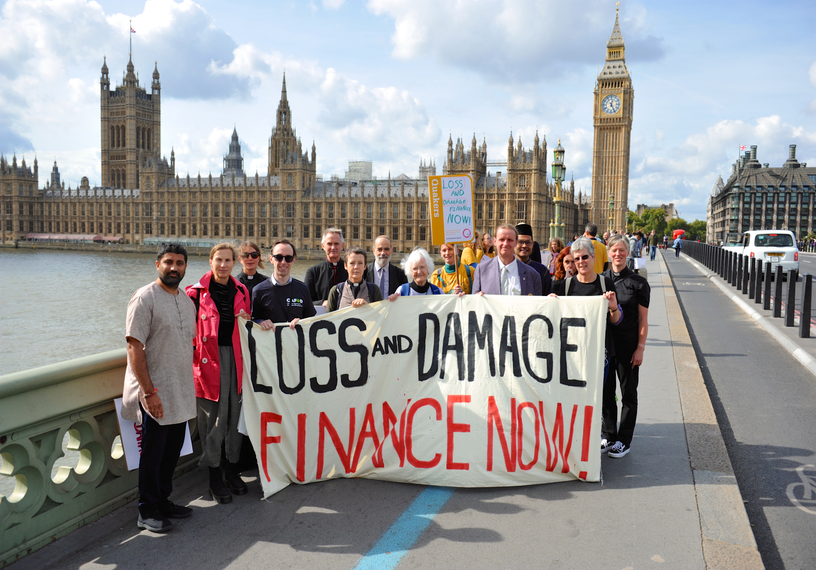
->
[187,243,251,504]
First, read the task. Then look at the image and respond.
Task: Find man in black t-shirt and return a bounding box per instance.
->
[252,239,316,330]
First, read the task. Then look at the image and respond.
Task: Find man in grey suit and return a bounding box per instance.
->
[363,235,408,296]
[473,224,543,296]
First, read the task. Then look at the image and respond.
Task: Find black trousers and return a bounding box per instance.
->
[602,352,639,446]
[138,406,187,510]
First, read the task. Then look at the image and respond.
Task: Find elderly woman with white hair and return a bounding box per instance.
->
[550,236,623,453]
[388,248,442,300]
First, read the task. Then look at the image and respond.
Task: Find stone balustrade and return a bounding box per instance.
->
[0,350,199,567]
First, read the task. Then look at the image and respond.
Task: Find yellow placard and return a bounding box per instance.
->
[428,174,474,246]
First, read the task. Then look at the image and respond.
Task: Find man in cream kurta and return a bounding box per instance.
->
[122,244,197,533]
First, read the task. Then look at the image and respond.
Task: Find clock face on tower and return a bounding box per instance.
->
[602,94,621,115]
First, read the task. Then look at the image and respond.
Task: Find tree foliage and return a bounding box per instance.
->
[638,208,668,236]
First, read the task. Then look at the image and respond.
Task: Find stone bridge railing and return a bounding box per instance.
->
[0,350,199,567]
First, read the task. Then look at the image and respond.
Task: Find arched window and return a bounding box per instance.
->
[115,126,120,148]
[147,128,151,150]
[122,125,126,148]
[136,126,140,149]
[110,126,115,149]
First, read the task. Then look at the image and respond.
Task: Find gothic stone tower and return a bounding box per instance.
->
[0,154,39,241]
[590,6,634,231]
[268,74,316,191]
[100,55,162,189]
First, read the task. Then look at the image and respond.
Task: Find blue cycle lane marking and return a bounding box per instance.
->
[352,486,455,570]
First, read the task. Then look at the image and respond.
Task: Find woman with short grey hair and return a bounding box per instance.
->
[551,233,622,454]
[603,230,651,458]
[606,233,629,253]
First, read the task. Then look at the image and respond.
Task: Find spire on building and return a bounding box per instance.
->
[223,128,244,177]
[281,72,288,103]
[608,3,624,48]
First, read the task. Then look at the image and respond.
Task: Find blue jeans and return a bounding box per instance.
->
[650,245,656,260]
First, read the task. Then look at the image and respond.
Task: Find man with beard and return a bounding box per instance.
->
[515,223,552,295]
[121,244,197,533]
[364,235,407,296]
[305,228,348,307]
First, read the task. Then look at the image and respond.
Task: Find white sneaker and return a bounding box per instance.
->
[608,441,630,458]
[601,438,612,453]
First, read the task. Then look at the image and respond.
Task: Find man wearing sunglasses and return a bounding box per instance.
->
[252,239,316,331]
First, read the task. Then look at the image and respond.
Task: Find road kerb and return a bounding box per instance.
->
[683,257,816,379]
[658,252,764,570]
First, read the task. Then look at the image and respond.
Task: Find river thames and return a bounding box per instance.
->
[0,249,325,376]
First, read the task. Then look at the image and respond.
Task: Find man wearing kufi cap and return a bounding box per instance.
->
[515,223,552,296]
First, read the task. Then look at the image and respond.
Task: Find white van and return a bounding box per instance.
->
[734,230,799,275]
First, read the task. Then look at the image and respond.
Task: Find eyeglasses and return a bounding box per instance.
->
[240,251,260,259]
[272,254,295,263]
[575,254,591,261]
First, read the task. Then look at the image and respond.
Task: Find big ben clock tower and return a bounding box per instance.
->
[591,4,633,231]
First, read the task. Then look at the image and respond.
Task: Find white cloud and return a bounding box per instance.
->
[367,0,665,81]
[628,115,816,220]
[315,68,442,176]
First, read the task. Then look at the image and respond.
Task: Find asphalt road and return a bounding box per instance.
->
[665,251,816,570]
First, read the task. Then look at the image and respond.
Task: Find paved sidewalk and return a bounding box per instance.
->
[10,252,762,570]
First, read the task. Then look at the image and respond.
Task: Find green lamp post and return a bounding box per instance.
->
[550,140,566,240]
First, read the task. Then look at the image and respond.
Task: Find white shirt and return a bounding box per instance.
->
[497,257,521,295]
[270,274,293,287]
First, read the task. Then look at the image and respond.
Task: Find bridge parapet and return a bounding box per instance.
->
[0,350,198,567]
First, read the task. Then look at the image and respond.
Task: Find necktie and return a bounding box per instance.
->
[501,265,509,295]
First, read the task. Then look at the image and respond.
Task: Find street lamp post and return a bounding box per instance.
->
[608,194,614,234]
[551,140,566,240]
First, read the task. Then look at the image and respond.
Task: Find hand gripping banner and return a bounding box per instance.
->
[239,295,607,498]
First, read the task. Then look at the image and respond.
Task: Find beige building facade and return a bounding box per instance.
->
[707,144,816,244]
[3,42,609,249]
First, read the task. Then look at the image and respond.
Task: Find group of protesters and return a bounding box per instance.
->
[121,219,650,534]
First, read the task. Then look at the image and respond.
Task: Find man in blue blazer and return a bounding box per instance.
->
[473,224,543,296]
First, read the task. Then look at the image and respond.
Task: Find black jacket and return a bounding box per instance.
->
[363,262,408,296]
[304,260,348,303]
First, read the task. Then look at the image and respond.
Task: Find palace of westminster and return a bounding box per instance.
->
[0,10,636,251]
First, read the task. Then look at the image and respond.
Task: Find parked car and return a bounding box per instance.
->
[734,230,799,276]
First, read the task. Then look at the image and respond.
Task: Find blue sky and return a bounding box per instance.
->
[1,0,814,222]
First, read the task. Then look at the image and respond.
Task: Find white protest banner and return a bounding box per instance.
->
[239,295,607,499]
[429,174,474,245]
[114,398,193,471]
